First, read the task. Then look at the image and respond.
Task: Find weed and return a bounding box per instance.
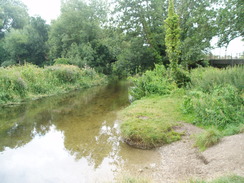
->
[194,128,222,151]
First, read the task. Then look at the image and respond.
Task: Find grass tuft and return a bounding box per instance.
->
[194,128,222,151]
[186,175,244,183]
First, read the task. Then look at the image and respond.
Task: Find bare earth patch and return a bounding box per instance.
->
[119,123,244,183]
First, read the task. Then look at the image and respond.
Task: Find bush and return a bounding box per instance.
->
[46,65,80,83]
[0,64,107,104]
[1,59,16,67]
[53,58,70,65]
[170,66,191,87]
[129,64,177,100]
[183,85,243,129]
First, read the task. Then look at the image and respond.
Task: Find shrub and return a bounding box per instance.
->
[169,66,191,87]
[53,58,70,65]
[129,64,177,100]
[46,65,80,83]
[1,59,16,67]
[183,85,243,129]
[0,64,107,104]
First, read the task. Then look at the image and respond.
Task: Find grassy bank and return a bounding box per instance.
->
[120,65,243,150]
[0,64,107,104]
[120,95,190,149]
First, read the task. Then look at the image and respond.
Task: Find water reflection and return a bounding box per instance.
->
[0,82,130,182]
[0,82,163,182]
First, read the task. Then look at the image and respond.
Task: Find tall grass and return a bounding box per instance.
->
[0,64,107,104]
[182,66,244,149]
[189,66,244,92]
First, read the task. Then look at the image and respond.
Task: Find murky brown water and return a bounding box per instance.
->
[0,82,161,183]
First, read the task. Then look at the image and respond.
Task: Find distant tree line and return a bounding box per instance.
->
[0,0,243,77]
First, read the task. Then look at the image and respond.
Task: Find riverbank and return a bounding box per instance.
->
[120,66,244,150]
[118,65,244,182]
[117,124,244,182]
[119,95,192,149]
[0,64,107,105]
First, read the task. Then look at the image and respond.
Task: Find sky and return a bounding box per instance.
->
[21,0,61,24]
[21,0,243,57]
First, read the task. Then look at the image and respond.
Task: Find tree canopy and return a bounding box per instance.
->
[0,0,243,75]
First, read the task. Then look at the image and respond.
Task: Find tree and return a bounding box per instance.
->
[49,0,114,74]
[24,17,49,65]
[3,16,49,66]
[0,0,28,39]
[3,29,28,64]
[217,0,244,47]
[175,0,218,67]
[114,0,167,64]
[164,0,181,70]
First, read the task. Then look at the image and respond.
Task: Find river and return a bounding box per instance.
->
[0,82,160,183]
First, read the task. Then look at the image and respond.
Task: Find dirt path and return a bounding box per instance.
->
[120,123,244,183]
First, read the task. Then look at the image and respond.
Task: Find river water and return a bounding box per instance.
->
[0,82,161,183]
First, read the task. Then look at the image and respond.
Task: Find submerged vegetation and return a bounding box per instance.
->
[0,64,107,104]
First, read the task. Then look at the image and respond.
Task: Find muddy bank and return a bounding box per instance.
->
[119,123,244,183]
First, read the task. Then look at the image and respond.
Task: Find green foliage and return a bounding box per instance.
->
[183,85,243,129]
[189,66,244,92]
[170,66,191,87]
[54,58,70,65]
[217,0,244,47]
[210,175,244,183]
[176,0,217,66]
[48,0,113,74]
[129,64,177,100]
[0,0,29,38]
[194,128,222,151]
[0,64,107,104]
[3,16,49,65]
[1,59,16,67]
[182,67,244,137]
[164,0,181,69]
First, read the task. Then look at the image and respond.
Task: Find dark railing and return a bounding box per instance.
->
[209,59,244,68]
